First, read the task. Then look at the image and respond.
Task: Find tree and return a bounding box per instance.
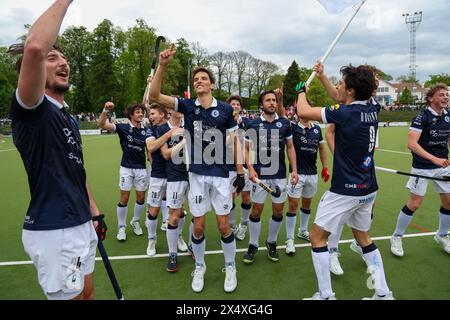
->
[399,87,414,105]
[0,47,19,117]
[283,61,301,107]
[191,42,209,68]
[396,75,419,85]
[231,51,251,97]
[174,38,194,97]
[424,73,450,87]
[209,51,228,94]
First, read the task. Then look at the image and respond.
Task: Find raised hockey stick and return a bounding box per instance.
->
[376,166,450,182]
[143,36,166,105]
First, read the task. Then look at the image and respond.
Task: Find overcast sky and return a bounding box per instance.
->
[1,0,449,83]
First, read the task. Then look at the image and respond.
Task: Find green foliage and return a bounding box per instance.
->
[424,73,450,87]
[283,61,301,107]
[399,87,414,105]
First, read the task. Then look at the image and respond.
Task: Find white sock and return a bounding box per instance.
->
[229,204,237,229]
[117,205,128,228]
[146,215,158,240]
[311,248,333,299]
[249,217,262,247]
[240,203,251,225]
[192,234,206,267]
[178,215,186,238]
[300,209,311,232]
[221,233,236,267]
[363,244,390,297]
[438,208,450,237]
[132,202,144,222]
[188,220,194,246]
[328,222,344,252]
[267,216,282,244]
[166,226,178,254]
[161,200,168,222]
[394,206,414,237]
[286,213,297,240]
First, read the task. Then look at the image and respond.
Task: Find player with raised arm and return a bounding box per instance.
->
[390,83,450,257]
[243,90,298,263]
[98,102,151,242]
[149,46,246,293]
[297,64,393,300]
[9,0,106,300]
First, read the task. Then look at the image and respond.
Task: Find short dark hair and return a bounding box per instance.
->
[148,103,168,118]
[226,95,243,106]
[192,67,216,84]
[9,43,66,74]
[426,83,449,102]
[125,103,146,120]
[340,65,377,101]
[258,90,278,107]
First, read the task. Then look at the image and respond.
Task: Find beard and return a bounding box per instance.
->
[263,107,276,115]
[46,80,70,94]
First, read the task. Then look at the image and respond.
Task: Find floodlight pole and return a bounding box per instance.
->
[402,12,423,82]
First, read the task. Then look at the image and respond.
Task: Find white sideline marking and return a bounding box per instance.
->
[377,149,411,156]
[0,232,437,267]
[0,148,16,153]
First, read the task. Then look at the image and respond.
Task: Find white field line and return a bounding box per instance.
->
[377,149,411,156]
[0,232,436,267]
[0,148,16,153]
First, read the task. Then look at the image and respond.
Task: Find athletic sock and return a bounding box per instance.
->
[311,247,333,299]
[132,202,145,222]
[300,208,311,232]
[188,219,194,246]
[240,203,251,226]
[393,205,414,237]
[221,232,236,267]
[178,213,186,238]
[146,213,158,240]
[161,199,168,223]
[267,215,283,244]
[285,213,297,240]
[249,215,262,247]
[166,224,178,254]
[363,243,390,297]
[229,203,237,229]
[117,203,128,228]
[192,234,206,267]
[438,207,450,237]
[328,222,345,252]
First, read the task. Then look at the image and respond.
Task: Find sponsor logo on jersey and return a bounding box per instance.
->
[328,104,340,111]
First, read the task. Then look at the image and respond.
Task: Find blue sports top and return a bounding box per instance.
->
[115,123,152,170]
[291,122,324,175]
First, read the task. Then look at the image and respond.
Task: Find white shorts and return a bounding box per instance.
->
[167,181,189,209]
[287,174,318,199]
[22,221,98,300]
[147,177,167,208]
[314,191,377,234]
[230,171,253,193]
[119,166,149,192]
[406,167,450,197]
[188,173,233,217]
[251,178,287,204]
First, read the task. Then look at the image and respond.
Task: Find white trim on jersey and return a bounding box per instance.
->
[15,89,45,110]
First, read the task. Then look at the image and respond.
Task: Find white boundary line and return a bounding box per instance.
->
[377,149,411,156]
[0,148,16,153]
[0,232,436,267]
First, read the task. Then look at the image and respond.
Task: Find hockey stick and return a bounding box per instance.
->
[97,238,125,300]
[376,166,450,182]
[243,168,282,197]
[143,36,166,105]
[306,0,366,86]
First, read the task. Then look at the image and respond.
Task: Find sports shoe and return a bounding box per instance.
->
[297,229,310,241]
[160,221,168,232]
[390,235,404,257]
[350,239,364,258]
[178,236,188,252]
[434,232,450,254]
[243,244,258,264]
[235,224,248,241]
[116,226,126,241]
[266,241,279,262]
[362,291,395,300]
[130,220,143,236]
[167,253,178,273]
[146,239,157,256]
[285,239,296,256]
[223,265,237,293]
[191,265,206,293]
[303,292,337,300]
[329,251,344,276]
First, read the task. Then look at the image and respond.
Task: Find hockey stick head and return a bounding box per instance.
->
[272,186,282,198]
[150,36,166,71]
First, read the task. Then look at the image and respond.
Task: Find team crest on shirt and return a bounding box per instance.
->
[445,116,450,123]
[314,129,319,134]
[328,104,340,111]
[129,127,133,133]
[195,108,201,115]
[141,130,146,136]
[276,122,282,128]
[259,123,265,128]
[212,110,220,118]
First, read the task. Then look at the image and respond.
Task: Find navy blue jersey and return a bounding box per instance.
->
[149,124,168,179]
[245,114,293,179]
[175,98,238,178]
[10,91,91,231]
[410,107,450,169]
[291,122,324,175]
[159,122,188,182]
[322,101,379,196]
[115,123,151,170]
[227,116,251,172]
